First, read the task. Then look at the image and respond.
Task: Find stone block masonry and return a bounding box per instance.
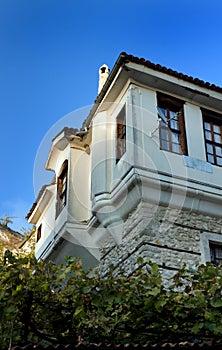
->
[99,201,222,283]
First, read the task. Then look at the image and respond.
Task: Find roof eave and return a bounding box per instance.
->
[82,52,222,129]
[27,184,55,224]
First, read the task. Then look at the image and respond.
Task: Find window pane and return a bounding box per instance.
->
[116,105,126,162]
[37,224,42,242]
[207,154,214,163]
[160,128,169,141]
[172,143,181,154]
[171,132,180,144]
[215,247,222,259]
[161,140,170,151]
[62,184,66,193]
[215,146,222,156]
[213,124,221,134]
[158,93,187,155]
[122,125,126,137]
[203,110,222,167]
[170,118,179,130]
[206,143,213,154]
[214,133,222,144]
[169,110,176,119]
[158,107,167,124]
[216,157,222,166]
[205,130,212,141]
[210,244,222,265]
[204,122,211,131]
[56,160,68,218]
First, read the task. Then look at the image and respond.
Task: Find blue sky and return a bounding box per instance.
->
[0,0,222,232]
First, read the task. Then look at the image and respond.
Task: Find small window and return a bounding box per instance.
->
[37,224,42,242]
[202,109,222,167]
[210,242,222,266]
[56,160,68,218]
[116,105,126,162]
[157,93,187,155]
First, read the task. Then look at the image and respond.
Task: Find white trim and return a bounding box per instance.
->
[200,231,222,264]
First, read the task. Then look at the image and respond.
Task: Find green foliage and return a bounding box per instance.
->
[20,225,35,238]
[0,251,222,349]
[0,215,16,227]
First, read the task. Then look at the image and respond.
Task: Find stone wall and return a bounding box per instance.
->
[99,201,222,283]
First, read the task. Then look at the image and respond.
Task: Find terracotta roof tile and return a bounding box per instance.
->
[52,127,79,143]
[119,52,222,93]
[82,52,222,129]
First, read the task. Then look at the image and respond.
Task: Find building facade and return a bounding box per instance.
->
[27,53,222,279]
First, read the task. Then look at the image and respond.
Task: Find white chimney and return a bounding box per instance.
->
[98,64,110,94]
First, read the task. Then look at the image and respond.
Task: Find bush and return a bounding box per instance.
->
[0,250,222,349]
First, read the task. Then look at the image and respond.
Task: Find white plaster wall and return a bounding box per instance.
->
[53,146,70,176]
[109,91,132,190]
[35,192,56,259]
[91,111,108,196]
[91,83,222,234]
[127,84,222,194]
[131,86,162,171]
[52,146,70,230]
[69,147,91,222]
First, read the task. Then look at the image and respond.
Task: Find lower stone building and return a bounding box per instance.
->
[98,201,222,282]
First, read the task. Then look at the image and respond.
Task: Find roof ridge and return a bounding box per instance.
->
[119,52,222,92]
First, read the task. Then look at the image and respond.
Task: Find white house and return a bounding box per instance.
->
[27,52,222,279]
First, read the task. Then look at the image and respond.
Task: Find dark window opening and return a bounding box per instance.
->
[210,242,222,266]
[157,93,187,155]
[116,105,126,163]
[56,160,68,218]
[202,109,222,167]
[37,224,42,242]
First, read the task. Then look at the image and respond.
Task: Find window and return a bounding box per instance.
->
[37,224,42,242]
[202,109,222,166]
[56,160,68,217]
[210,242,222,266]
[116,105,126,162]
[157,93,187,155]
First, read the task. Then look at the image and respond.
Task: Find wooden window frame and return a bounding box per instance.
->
[202,109,222,167]
[210,242,222,266]
[157,93,187,155]
[36,224,42,242]
[116,105,126,163]
[56,160,68,218]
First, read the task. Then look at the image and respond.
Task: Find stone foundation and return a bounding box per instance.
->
[99,201,222,283]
